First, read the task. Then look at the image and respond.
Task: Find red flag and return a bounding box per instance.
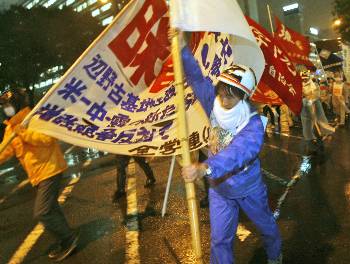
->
[252,82,284,105]
[274,16,313,67]
[246,16,302,114]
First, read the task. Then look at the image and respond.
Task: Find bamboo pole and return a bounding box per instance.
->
[0,132,16,155]
[170,30,203,263]
[267,4,274,36]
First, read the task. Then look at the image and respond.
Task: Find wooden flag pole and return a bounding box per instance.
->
[0,132,16,155]
[267,4,275,36]
[171,29,203,263]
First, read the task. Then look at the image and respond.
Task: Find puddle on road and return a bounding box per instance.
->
[64,148,107,167]
[1,175,19,185]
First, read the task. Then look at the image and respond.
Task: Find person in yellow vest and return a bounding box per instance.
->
[0,88,78,262]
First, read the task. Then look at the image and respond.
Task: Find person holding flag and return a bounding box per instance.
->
[179,37,282,263]
[0,89,79,262]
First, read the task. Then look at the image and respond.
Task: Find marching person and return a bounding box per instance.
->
[112,154,156,202]
[332,72,350,125]
[300,71,334,154]
[0,88,79,262]
[180,41,282,263]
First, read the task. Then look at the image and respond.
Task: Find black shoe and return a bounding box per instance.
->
[200,196,209,208]
[52,231,79,262]
[112,190,126,203]
[144,178,156,188]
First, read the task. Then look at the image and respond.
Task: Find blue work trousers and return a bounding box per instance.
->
[209,186,281,264]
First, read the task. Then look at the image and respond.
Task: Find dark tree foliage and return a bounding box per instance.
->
[333,0,350,43]
[0,6,103,105]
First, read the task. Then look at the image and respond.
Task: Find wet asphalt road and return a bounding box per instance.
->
[0,121,350,264]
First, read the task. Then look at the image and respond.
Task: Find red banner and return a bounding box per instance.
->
[246,16,302,114]
[252,82,284,105]
[274,16,313,67]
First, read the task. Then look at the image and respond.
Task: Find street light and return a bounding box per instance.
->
[310,27,319,36]
[333,19,341,27]
[282,3,299,12]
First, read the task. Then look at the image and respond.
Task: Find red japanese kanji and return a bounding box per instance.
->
[129,17,170,86]
[108,0,170,87]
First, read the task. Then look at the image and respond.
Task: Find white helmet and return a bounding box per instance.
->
[217,64,257,97]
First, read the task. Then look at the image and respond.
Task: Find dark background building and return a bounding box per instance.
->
[239,0,338,39]
[0,0,338,39]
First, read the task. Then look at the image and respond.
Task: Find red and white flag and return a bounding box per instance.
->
[274,16,313,67]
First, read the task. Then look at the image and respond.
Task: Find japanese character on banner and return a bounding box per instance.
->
[36,104,64,121]
[86,101,107,121]
[220,37,233,64]
[269,65,276,78]
[121,93,140,113]
[210,55,222,77]
[278,73,287,86]
[53,114,78,131]
[273,45,284,60]
[108,83,126,106]
[274,46,296,76]
[287,84,297,96]
[278,24,294,43]
[201,44,211,70]
[251,26,271,48]
[108,114,130,128]
[134,127,156,143]
[189,131,202,150]
[83,54,108,80]
[58,77,87,103]
[159,139,181,155]
[129,145,158,156]
[95,128,117,141]
[280,55,296,76]
[108,0,170,88]
[158,120,173,140]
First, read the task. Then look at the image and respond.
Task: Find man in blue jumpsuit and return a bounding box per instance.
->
[181,46,282,264]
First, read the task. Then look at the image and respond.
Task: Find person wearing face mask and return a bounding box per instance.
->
[180,46,282,264]
[0,89,79,262]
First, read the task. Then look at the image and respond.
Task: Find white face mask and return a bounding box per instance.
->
[3,105,16,117]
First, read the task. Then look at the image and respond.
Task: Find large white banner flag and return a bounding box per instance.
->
[26,0,210,157]
[170,0,265,83]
